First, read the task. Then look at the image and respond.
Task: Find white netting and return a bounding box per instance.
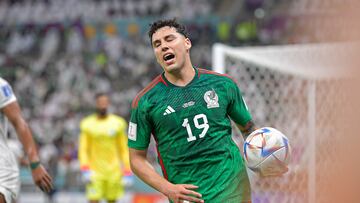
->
[212,43,357,203]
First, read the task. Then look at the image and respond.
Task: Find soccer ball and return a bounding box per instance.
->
[243,127,290,177]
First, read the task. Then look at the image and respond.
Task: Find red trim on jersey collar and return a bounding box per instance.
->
[132,75,165,108]
[160,67,200,87]
[198,68,223,76]
[159,74,168,87]
[198,68,239,84]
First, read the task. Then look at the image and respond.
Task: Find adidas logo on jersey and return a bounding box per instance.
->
[163,106,175,115]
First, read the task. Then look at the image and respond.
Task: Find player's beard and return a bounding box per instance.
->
[96,108,107,117]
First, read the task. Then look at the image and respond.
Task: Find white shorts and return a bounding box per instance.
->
[0,170,20,203]
[0,186,15,203]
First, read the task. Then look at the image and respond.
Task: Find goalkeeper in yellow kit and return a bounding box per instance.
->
[78,93,131,203]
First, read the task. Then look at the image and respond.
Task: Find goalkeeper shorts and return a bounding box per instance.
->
[86,177,124,201]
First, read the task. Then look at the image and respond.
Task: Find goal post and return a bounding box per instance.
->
[212,42,357,203]
[212,42,355,78]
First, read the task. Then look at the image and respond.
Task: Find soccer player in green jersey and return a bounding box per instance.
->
[128,19,256,203]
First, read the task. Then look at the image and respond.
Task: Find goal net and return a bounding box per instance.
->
[212,42,358,203]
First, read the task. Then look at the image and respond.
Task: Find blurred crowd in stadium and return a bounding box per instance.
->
[0,0,353,195]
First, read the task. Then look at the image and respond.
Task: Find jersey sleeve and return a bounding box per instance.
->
[227,80,252,127]
[0,78,17,109]
[78,119,91,170]
[128,99,152,150]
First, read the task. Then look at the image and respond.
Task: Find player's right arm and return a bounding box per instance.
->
[129,148,204,203]
[78,123,89,169]
[0,79,52,192]
[78,119,92,182]
[129,97,203,203]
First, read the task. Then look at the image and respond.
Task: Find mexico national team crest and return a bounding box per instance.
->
[204,89,219,108]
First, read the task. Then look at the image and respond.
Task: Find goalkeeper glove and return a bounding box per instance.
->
[122,169,134,187]
[80,166,93,184]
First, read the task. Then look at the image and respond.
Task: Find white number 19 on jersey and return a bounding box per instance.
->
[182,114,209,142]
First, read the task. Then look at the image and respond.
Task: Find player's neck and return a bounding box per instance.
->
[164,63,195,87]
[97,114,108,119]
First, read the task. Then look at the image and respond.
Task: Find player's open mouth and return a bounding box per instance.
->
[163,53,175,62]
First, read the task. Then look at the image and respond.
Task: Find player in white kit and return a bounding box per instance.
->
[0,77,53,203]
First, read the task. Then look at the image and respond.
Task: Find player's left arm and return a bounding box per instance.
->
[2,101,53,193]
[236,120,256,139]
[227,79,256,139]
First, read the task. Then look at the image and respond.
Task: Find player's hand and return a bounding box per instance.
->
[164,184,204,203]
[31,164,53,193]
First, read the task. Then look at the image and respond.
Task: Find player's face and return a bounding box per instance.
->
[151,26,192,73]
[96,95,109,116]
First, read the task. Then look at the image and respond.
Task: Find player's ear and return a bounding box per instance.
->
[184,37,192,51]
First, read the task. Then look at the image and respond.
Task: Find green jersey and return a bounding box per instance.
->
[128,68,252,202]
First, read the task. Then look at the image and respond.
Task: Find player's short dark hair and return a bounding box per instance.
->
[95,92,108,99]
[148,18,188,44]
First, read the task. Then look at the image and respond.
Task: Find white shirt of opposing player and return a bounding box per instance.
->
[0,77,20,197]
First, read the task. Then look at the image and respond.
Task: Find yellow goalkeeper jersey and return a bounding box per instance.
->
[78,114,130,180]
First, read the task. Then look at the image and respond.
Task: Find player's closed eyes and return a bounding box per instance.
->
[153,35,176,47]
[165,35,175,42]
[153,41,161,47]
